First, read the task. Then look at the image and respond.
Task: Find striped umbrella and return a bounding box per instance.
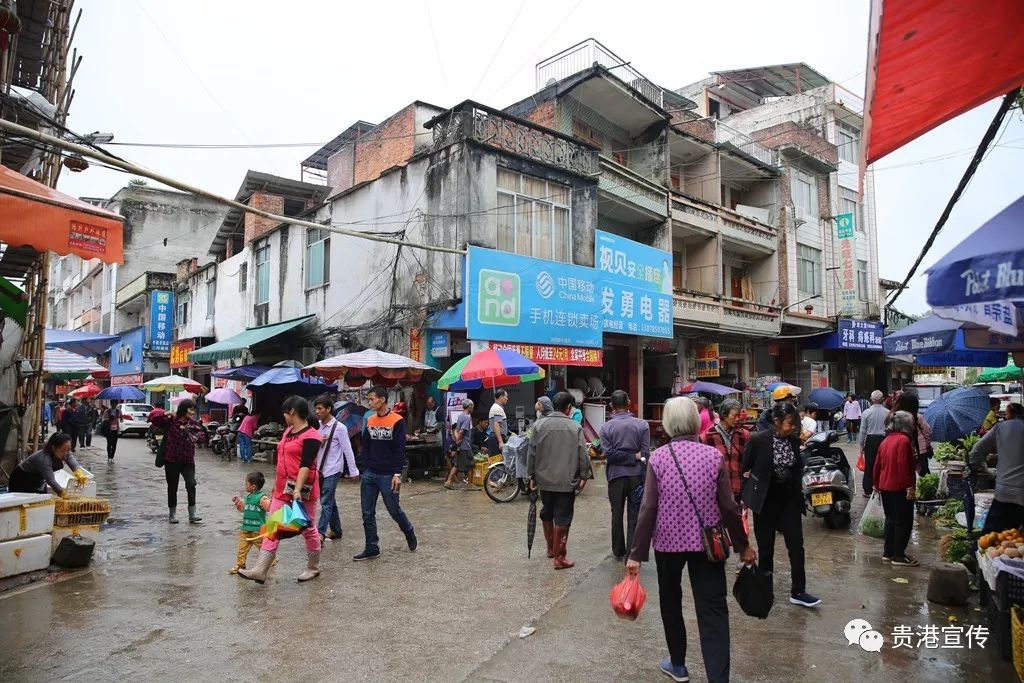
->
[437,349,545,391]
[44,347,107,379]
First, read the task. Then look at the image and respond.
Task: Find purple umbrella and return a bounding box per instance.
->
[680,381,740,396]
[206,387,243,405]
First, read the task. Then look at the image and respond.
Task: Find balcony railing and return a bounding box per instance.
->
[828,84,864,115]
[673,292,723,326]
[714,120,775,166]
[430,101,599,178]
[674,291,781,335]
[722,303,781,334]
[115,271,176,307]
[671,193,777,250]
[598,156,668,218]
[536,39,665,108]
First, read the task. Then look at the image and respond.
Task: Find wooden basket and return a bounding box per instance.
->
[1012,606,1024,681]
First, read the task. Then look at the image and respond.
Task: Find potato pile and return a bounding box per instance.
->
[980,528,1024,559]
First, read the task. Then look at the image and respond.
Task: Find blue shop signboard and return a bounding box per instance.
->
[429,331,450,358]
[838,319,884,351]
[594,231,673,338]
[110,326,145,377]
[150,290,174,353]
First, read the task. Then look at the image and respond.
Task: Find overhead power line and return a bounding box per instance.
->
[0,118,466,256]
[886,89,1021,309]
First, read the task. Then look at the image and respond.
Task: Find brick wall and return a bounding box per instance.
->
[243,192,285,245]
[519,100,556,130]
[750,122,838,166]
[671,112,715,144]
[352,105,417,187]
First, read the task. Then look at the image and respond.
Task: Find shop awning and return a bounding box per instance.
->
[189,315,316,363]
[0,164,124,263]
[44,328,119,356]
[863,0,1024,165]
[428,303,466,331]
[43,347,108,379]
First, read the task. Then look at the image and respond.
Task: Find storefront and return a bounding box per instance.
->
[799,319,887,396]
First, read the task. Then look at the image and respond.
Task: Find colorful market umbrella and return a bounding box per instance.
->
[248,361,336,398]
[923,387,991,442]
[206,387,243,405]
[680,381,739,396]
[807,387,845,411]
[976,359,1022,384]
[141,375,205,394]
[68,383,102,398]
[43,347,107,380]
[437,349,545,391]
[304,348,436,387]
[95,385,145,401]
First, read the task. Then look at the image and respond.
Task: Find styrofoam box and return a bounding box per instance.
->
[0,534,52,578]
[50,524,100,556]
[0,492,55,542]
[54,468,97,498]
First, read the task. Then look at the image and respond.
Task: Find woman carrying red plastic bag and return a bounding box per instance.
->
[610,572,647,621]
[624,397,755,683]
[239,395,323,584]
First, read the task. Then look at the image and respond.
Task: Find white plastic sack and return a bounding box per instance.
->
[858,492,885,538]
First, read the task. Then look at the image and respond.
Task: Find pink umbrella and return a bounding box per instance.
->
[206,387,243,405]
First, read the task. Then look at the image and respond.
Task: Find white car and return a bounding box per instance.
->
[116,403,155,436]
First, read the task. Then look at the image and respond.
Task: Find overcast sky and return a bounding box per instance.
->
[60,0,1023,315]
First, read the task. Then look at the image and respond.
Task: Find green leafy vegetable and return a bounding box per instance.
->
[916,473,939,500]
[860,517,885,539]
[934,498,965,526]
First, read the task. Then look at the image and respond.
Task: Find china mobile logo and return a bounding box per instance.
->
[844,618,987,652]
[478,269,520,327]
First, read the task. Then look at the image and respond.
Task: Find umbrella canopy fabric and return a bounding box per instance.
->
[438,349,545,391]
[96,385,145,401]
[169,392,197,408]
[807,387,845,411]
[923,387,991,443]
[68,383,101,398]
[210,364,273,382]
[977,359,1022,384]
[304,348,435,386]
[206,387,243,405]
[141,375,205,394]
[45,328,119,356]
[680,381,739,396]
[43,347,107,379]
[883,314,1021,360]
[248,363,336,397]
[333,401,370,438]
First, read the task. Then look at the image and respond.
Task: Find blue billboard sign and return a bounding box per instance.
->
[595,230,674,295]
[110,326,145,377]
[838,319,884,351]
[150,290,174,353]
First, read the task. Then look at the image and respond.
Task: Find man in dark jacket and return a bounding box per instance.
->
[599,390,650,561]
[528,392,593,570]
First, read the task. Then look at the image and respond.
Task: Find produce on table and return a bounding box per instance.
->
[934,498,965,527]
[932,442,961,463]
[916,473,939,500]
[939,528,972,563]
[978,528,1024,559]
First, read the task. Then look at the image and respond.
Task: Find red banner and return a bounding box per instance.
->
[111,373,143,386]
[488,342,603,367]
[170,340,195,369]
[409,328,423,363]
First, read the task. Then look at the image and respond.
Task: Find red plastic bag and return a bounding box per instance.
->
[856,452,865,472]
[610,573,647,621]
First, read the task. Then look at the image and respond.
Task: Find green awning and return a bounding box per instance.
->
[977,358,1021,383]
[188,315,316,363]
[0,276,27,328]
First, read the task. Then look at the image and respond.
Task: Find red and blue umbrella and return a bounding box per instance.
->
[437,349,545,391]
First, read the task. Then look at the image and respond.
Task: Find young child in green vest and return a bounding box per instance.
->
[230,471,271,574]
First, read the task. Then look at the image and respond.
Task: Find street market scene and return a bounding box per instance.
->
[0,1,1023,681]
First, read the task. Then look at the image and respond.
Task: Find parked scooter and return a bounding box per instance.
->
[801,430,854,529]
[210,421,237,459]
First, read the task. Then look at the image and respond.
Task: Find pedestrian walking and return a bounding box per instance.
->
[230,471,271,574]
[61,398,81,452]
[843,394,862,443]
[487,388,510,456]
[237,411,259,463]
[981,397,1000,433]
[889,392,932,475]
[599,389,650,561]
[150,399,203,524]
[703,398,750,507]
[859,390,889,496]
[758,387,797,431]
[41,400,51,440]
[314,395,355,543]
[627,397,755,683]
[445,399,476,490]
[742,402,821,608]
[353,386,417,561]
[971,403,1024,533]
[103,401,121,462]
[82,398,98,449]
[527,391,593,570]
[240,396,324,583]
[873,411,919,566]
[8,433,89,495]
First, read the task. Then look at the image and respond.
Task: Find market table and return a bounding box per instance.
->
[403,435,444,481]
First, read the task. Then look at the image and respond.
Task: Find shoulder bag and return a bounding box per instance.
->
[668,442,731,562]
[316,420,340,487]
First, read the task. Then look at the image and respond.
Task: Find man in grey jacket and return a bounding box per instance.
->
[528,391,593,570]
[599,389,649,561]
[971,403,1024,533]
[859,390,890,496]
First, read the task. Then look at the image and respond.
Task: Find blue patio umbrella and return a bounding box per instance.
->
[210,364,273,382]
[807,387,845,411]
[882,314,1015,364]
[248,361,337,397]
[96,385,146,401]
[923,387,991,442]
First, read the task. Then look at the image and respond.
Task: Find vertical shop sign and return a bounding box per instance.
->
[150,290,174,353]
[835,213,857,316]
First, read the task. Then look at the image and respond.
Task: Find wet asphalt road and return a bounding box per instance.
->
[0,437,1011,682]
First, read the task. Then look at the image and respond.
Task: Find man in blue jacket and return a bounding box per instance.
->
[599,390,650,561]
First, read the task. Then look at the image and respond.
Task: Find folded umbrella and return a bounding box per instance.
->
[923,387,991,442]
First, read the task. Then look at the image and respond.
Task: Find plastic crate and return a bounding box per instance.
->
[994,571,1024,612]
[53,497,110,528]
[988,596,1013,662]
[1012,607,1024,681]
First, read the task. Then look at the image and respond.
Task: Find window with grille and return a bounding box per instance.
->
[836,122,859,163]
[255,242,270,305]
[239,263,248,292]
[305,228,330,290]
[206,278,216,319]
[496,168,571,263]
[797,244,822,296]
[793,175,815,219]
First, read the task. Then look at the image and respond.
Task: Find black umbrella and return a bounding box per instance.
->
[527,488,538,558]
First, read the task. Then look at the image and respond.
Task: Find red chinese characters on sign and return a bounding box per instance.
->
[488,342,603,367]
[409,328,422,363]
[68,220,109,255]
[170,340,195,369]
[111,373,143,386]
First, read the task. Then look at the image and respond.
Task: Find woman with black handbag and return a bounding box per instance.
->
[741,402,821,608]
[627,397,755,683]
